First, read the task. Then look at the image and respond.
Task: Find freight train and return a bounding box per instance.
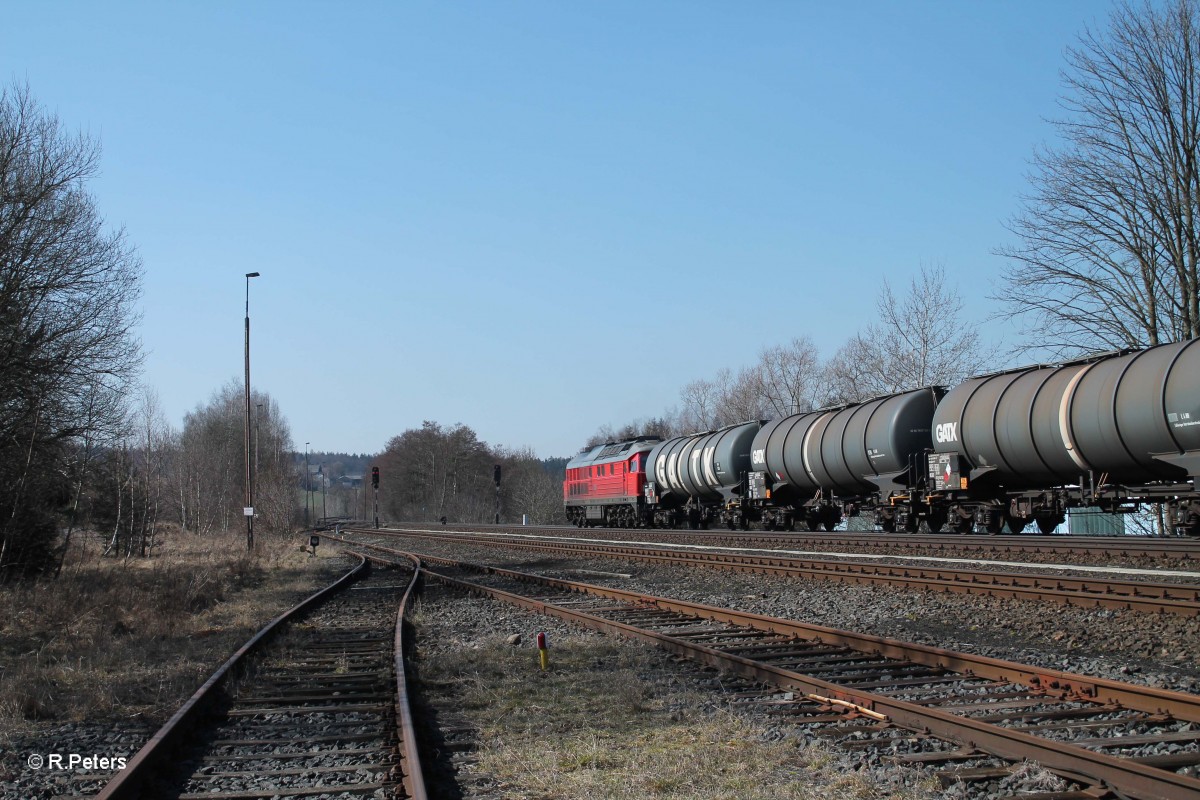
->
[563,338,1200,535]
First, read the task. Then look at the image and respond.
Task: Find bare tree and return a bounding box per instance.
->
[672,338,826,433]
[713,366,768,426]
[678,377,721,433]
[826,264,990,402]
[997,0,1200,353]
[376,421,495,522]
[497,446,565,524]
[753,336,824,417]
[676,368,766,433]
[176,382,295,537]
[0,83,142,575]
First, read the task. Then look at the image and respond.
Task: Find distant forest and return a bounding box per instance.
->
[303,425,567,525]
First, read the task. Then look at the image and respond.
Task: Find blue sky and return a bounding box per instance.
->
[4,1,1118,458]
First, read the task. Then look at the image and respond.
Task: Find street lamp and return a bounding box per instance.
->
[305,442,311,528]
[244,271,260,550]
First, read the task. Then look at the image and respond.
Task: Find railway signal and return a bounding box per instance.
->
[371,466,380,528]
[493,464,501,524]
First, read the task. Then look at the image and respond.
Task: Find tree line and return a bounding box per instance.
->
[374,421,565,525]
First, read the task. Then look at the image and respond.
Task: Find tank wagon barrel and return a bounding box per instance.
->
[644,421,761,529]
[747,388,942,531]
[932,338,1200,534]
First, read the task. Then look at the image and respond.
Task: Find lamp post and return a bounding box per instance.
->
[244,271,260,550]
[304,442,311,529]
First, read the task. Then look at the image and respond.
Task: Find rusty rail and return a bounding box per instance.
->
[97,552,429,799]
[96,555,368,799]
[391,553,428,800]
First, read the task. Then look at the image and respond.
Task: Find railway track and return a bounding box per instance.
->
[347,526,1200,617]
[96,555,427,800]
[414,521,1200,560]
[337,536,1200,800]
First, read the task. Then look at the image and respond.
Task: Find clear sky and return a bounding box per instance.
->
[4,1,1119,459]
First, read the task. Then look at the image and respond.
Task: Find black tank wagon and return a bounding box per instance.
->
[746,387,942,532]
[931,338,1200,534]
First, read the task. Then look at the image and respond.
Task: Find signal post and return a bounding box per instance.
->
[493,464,501,524]
[372,466,380,528]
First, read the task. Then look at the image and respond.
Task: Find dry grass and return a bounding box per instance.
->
[0,529,343,741]
[416,631,938,800]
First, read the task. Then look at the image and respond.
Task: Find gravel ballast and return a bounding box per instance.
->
[376,533,1200,695]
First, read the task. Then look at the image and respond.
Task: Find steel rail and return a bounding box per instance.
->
[338,537,1200,800]
[413,520,1200,559]
[351,527,1200,616]
[393,552,428,800]
[96,554,370,800]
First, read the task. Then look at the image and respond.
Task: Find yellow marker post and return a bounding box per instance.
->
[536,631,549,671]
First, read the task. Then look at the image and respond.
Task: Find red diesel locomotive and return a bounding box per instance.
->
[563,437,661,527]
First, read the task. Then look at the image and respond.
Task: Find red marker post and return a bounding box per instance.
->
[536,631,549,671]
